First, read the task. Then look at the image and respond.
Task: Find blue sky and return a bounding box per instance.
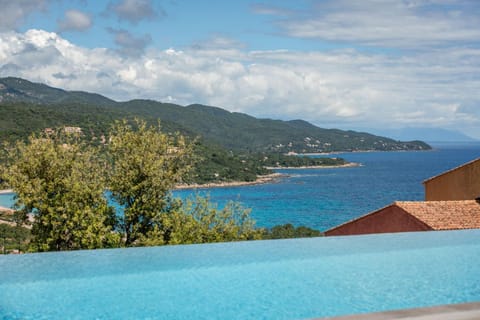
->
[1,0,480,139]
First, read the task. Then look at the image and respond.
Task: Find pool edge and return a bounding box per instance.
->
[315,301,480,320]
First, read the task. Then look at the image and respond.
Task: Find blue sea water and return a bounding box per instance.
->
[1,142,480,231]
[1,229,480,320]
[175,142,480,231]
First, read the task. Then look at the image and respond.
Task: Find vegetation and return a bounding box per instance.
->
[159,195,262,245]
[0,77,429,252]
[108,119,193,246]
[0,120,272,252]
[188,143,270,184]
[2,131,120,251]
[258,153,347,168]
[262,224,323,239]
[0,77,432,185]
[0,223,31,254]
[0,77,431,154]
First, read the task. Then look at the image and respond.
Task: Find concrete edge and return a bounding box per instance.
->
[313,302,480,320]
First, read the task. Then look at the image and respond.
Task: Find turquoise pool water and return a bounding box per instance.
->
[1,229,480,319]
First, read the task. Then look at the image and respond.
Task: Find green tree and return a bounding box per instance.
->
[0,223,31,254]
[108,119,194,246]
[262,223,323,239]
[1,132,119,251]
[159,195,263,245]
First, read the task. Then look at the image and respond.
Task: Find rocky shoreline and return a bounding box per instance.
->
[175,173,284,190]
[175,162,361,189]
[265,162,361,170]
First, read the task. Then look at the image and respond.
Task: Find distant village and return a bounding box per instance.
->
[44,126,107,144]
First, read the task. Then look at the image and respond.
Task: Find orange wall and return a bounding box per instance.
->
[425,160,480,201]
[325,206,432,236]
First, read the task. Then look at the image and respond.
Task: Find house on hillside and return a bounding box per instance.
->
[44,128,55,135]
[325,200,480,236]
[63,126,82,135]
[423,158,480,201]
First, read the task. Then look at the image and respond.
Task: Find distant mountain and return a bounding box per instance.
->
[373,127,478,143]
[0,77,431,153]
[0,77,115,106]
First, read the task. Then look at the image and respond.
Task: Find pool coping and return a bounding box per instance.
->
[315,302,480,320]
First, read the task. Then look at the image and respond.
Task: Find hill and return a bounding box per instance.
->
[0,77,431,153]
[0,77,115,106]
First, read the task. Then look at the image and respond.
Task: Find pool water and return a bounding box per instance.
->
[1,229,480,320]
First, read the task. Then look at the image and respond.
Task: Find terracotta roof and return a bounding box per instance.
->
[423,157,480,184]
[395,200,480,230]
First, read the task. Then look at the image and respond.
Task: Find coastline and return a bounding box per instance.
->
[265,162,361,170]
[0,163,361,193]
[0,190,14,212]
[0,206,14,213]
[175,162,361,189]
[175,173,284,190]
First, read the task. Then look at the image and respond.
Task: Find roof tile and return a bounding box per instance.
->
[395,200,480,230]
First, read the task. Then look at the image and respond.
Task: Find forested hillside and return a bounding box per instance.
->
[0,77,431,153]
[0,77,431,184]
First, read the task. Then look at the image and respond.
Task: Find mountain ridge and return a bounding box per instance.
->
[0,77,431,153]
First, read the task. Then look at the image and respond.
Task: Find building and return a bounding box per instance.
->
[423,158,480,201]
[325,157,480,236]
[44,128,55,135]
[63,126,82,134]
[325,200,480,236]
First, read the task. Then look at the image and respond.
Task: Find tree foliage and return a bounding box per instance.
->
[160,195,263,245]
[108,119,194,246]
[1,132,119,251]
[262,223,323,239]
[258,153,347,168]
[0,119,323,253]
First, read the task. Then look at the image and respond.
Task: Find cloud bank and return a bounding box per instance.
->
[258,0,480,49]
[1,29,478,137]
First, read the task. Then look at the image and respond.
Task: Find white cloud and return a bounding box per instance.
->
[58,9,92,32]
[107,28,151,57]
[0,29,479,138]
[0,0,48,31]
[258,0,480,49]
[107,0,162,24]
[191,36,246,51]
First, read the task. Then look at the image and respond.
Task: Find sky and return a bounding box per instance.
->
[0,0,479,139]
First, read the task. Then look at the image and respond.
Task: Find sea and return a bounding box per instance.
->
[174,142,480,232]
[1,142,479,232]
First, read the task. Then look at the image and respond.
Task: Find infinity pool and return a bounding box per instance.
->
[1,229,479,320]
